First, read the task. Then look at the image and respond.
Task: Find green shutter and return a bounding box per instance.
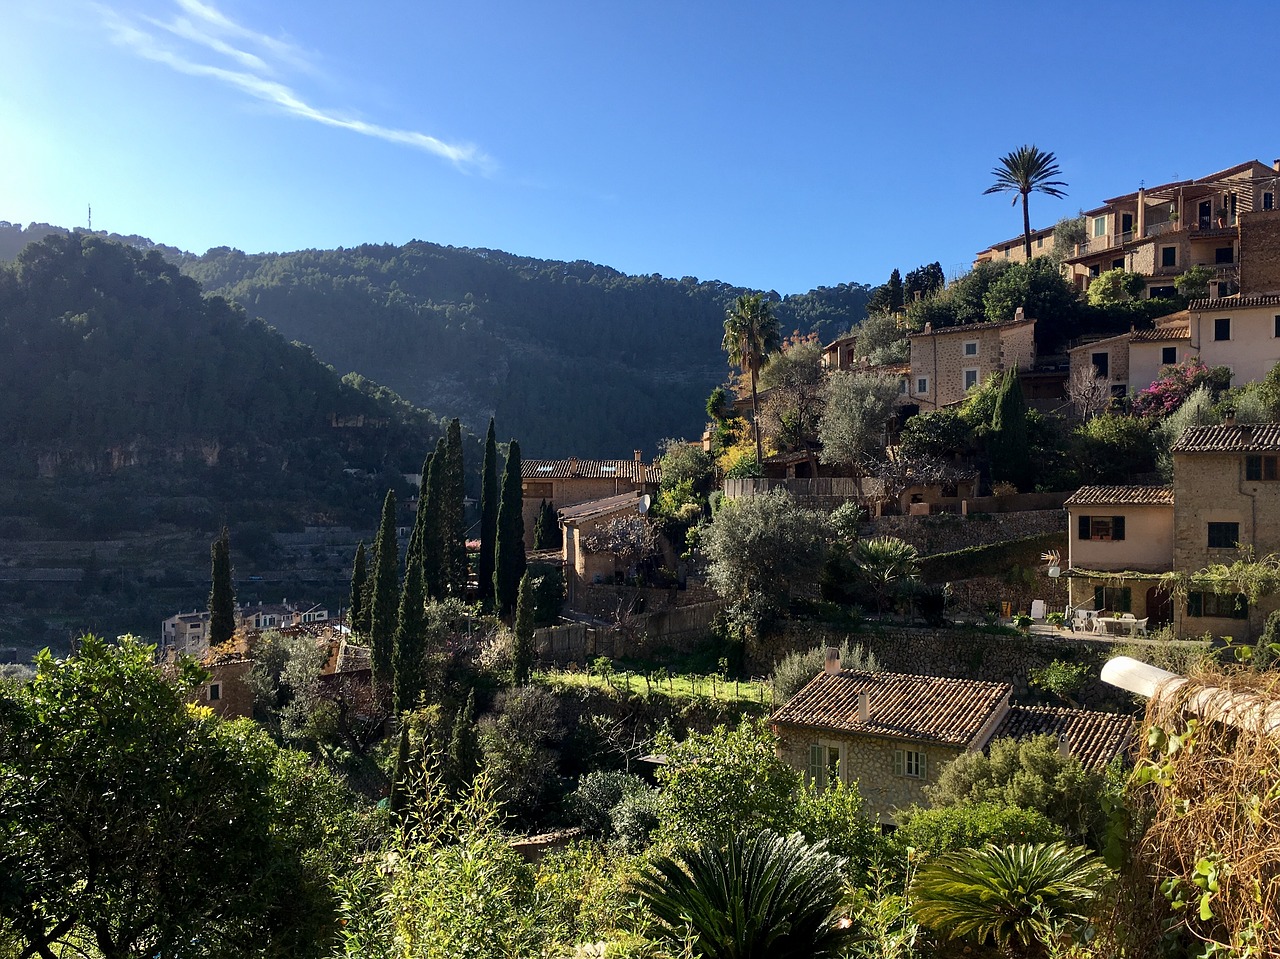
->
[809,744,823,784]
[1113,516,1126,541]
[1078,515,1090,540]
[893,749,904,776]
[1188,592,1202,617]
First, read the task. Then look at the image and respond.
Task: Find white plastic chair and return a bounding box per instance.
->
[1134,617,1149,636]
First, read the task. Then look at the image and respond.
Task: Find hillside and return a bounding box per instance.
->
[178,243,871,458]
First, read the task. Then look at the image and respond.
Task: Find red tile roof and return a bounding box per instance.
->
[558,491,644,523]
[1065,486,1174,507]
[1130,325,1190,343]
[771,669,1010,747]
[523,459,659,483]
[1189,294,1280,310]
[992,705,1135,770]
[1171,423,1280,454]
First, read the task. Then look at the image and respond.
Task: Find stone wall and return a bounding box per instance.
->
[749,623,1167,711]
[1240,209,1280,295]
[865,509,1065,556]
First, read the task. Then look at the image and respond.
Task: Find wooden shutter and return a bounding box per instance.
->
[1120,587,1132,613]
[1187,592,1202,617]
[1078,515,1090,540]
[1113,516,1126,541]
[893,749,904,776]
[809,744,823,784]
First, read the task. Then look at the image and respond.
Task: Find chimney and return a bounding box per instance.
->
[634,449,643,462]
[1014,306,1025,322]
[1057,734,1072,759]
[824,646,840,675]
[1273,158,1280,173]
[569,457,579,475]
[1223,409,1237,428]
[857,691,871,724]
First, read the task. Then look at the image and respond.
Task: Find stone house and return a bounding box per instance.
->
[974,225,1058,267]
[822,332,860,371]
[521,455,660,551]
[771,662,1132,822]
[907,313,1036,410]
[558,491,648,606]
[1171,422,1280,641]
[1064,485,1175,626]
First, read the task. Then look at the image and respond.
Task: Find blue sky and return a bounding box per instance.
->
[3,1,1276,294]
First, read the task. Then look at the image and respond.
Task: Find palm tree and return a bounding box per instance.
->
[723,293,782,469]
[910,842,1111,958]
[632,829,858,959]
[853,536,919,618]
[984,146,1068,261]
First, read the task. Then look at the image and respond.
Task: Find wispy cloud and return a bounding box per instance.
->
[101,1,491,172]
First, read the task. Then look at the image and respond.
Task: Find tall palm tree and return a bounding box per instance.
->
[910,842,1111,958]
[723,293,782,469]
[984,145,1068,261]
[632,829,859,959]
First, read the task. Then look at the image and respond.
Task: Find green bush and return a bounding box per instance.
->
[772,640,879,704]
[569,770,648,835]
[792,780,885,883]
[611,787,663,853]
[890,802,1063,864]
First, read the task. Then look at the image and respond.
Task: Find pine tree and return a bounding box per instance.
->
[208,526,235,647]
[348,541,368,636]
[493,440,526,619]
[419,438,446,599]
[477,418,499,609]
[369,490,400,689]
[442,418,467,596]
[388,723,411,818]
[392,559,428,713]
[512,571,536,686]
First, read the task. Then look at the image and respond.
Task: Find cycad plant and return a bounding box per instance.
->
[632,829,858,959]
[910,842,1111,958]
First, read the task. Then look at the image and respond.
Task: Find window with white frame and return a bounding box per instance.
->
[894,748,926,779]
[963,368,979,390]
[1092,215,1107,238]
[963,340,979,357]
[808,741,844,790]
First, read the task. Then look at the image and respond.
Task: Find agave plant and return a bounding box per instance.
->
[910,841,1111,957]
[631,829,857,959]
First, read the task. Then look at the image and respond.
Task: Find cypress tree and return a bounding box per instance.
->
[442,418,467,596]
[989,371,1032,491]
[392,559,428,714]
[543,501,562,550]
[348,541,368,636]
[477,418,499,608]
[208,526,235,647]
[512,571,535,686]
[389,723,411,819]
[493,440,526,619]
[446,689,478,795]
[419,438,447,599]
[369,490,400,689]
[533,498,551,550]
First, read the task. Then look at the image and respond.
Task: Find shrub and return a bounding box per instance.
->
[569,770,648,835]
[611,787,663,853]
[792,780,884,883]
[890,802,1063,863]
[772,640,880,704]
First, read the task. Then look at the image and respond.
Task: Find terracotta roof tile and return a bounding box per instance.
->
[522,459,659,483]
[1065,486,1174,507]
[1130,325,1190,343]
[992,705,1135,770]
[558,491,643,522]
[909,317,1034,339]
[1189,294,1280,310]
[1171,424,1280,454]
[771,670,1010,747]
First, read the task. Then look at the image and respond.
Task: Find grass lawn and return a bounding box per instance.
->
[534,667,775,708]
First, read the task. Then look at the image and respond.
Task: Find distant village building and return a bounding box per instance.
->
[520,455,659,551]
[161,600,332,658]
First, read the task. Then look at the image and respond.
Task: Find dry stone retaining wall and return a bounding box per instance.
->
[865,509,1065,556]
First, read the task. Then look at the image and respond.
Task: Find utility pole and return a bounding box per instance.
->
[87,204,92,232]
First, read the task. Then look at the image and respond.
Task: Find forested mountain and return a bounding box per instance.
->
[180,243,872,457]
[0,233,449,532]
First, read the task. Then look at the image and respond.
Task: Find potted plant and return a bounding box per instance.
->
[1046,611,1066,630]
[1013,613,1033,632]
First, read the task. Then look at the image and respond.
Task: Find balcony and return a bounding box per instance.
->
[1073,230,1136,258]
[1142,220,1177,239]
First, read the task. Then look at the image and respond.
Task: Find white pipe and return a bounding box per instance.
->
[1102,656,1280,737]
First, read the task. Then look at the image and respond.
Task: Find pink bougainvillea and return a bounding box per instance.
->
[1131,358,1215,419]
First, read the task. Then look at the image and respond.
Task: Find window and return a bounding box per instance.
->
[808,742,843,789]
[963,368,979,390]
[916,377,929,395]
[1093,585,1132,614]
[1265,192,1275,211]
[898,378,907,394]
[1215,246,1235,264]
[1187,592,1249,619]
[1093,215,1107,237]
[208,683,221,701]
[1112,258,1124,270]
[894,748,926,779]
[1091,352,1109,378]
[1161,246,1177,268]
[1214,318,1231,342]
[1078,515,1126,541]
[1207,522,1240,549]
[1246,455,1280,481]
[1150,285,1176,298]
[1162,346,1178,365]
[963,340,979,357]
[1036,235,1044,249]
[1089,264,1101,278]
[1274,315,1280,338]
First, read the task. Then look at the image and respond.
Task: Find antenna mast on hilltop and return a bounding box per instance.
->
[87,204,92,232]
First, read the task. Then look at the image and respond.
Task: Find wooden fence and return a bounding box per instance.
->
[534,600,723,665]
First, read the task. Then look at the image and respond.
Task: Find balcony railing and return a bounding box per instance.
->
[1074,230,1136,258]
[1143,220,1177,238]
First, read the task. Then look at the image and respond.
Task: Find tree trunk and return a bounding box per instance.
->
[1022,191,1033,260]
[750,362,763,467]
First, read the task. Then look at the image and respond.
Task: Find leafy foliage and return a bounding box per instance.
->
[494,440,526,618]
[911,842,1110,956]
[208,525,235,646]
[632,829,858,959]
[818,371,900,474]
[1132,358,1231,419]
[771,640,879,704]
[890,802,1063,864]
[1087,268,1146,306]
[724,293,783,465]
[983,145,1069,260]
